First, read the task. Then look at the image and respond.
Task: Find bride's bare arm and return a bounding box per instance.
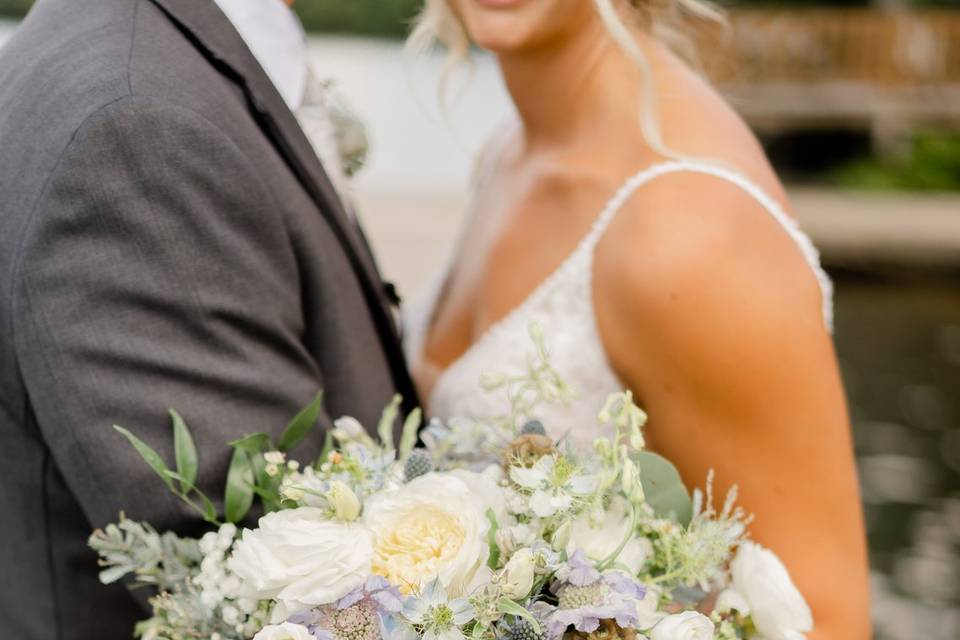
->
[592,172,871,639]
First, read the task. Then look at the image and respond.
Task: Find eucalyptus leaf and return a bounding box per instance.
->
[225,448,255,523]
[98,564,134,585]
[631,451,693,526]
[278,392,324,452]
[113,425,175,492]
[169,410,198,493]
[229,432,272,455]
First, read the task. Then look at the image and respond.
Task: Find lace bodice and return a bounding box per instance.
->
[404,161,834,449]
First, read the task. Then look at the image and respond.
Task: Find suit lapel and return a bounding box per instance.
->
[146,0,420,414]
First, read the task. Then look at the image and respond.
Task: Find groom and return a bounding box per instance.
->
[0,0,418,637]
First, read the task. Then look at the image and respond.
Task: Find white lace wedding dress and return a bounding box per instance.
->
[404,160,834,449]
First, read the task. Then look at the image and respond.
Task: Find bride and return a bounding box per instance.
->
[403,0,870,636]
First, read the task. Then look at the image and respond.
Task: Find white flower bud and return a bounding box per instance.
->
[551,520,571,551]
[237,598,259,614]
[264,451,286,465]
[218,523,237,548]
[593,437,612,458]
[199,531,219,556]
[332,416,365,441]
[326,480,361,521]
[498,548,536,599]
[221,605,239,626]
[621,457,645,504]
[265,463,280,477]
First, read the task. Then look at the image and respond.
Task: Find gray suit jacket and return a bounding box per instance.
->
[0,0,419,637]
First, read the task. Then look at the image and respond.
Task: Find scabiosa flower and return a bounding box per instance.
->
[401,577,475,640]
[509,455,598,517]
[543,550,647,639]
[288,576,403,640]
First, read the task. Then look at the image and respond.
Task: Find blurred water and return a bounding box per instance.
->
[835,273,960,639]
[2,20,958,638]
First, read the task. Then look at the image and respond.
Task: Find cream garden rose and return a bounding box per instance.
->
[363,471,504,595]
[227,507,372,617]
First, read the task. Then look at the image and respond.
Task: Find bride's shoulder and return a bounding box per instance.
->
[591,161,825,353]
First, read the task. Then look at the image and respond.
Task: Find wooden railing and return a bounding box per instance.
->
[691,8,960,132]
[699,8,960,86]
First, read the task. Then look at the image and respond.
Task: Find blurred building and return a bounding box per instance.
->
[699,7,960,155]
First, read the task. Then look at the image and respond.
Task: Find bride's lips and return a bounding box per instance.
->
[474,0,525,8]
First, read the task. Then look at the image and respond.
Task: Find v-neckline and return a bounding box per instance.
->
[418,179,630,408]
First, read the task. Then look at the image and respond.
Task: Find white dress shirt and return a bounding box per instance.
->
[212,0,354,202]
[212,0,307,111]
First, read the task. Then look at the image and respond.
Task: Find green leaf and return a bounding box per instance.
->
[470,620,487,640]
[278,392,324,452]
[497,597,540,633]
[163,470,219,523]
[251,482,282,505]
[631,451,693,526]
[229,432,272,455]
[485,508,501,570]
[169,410,198,494]
[318,430,334,464]
[112,425,175,492]
[398,407,422,461]
[225,448,255,523]
[376,394,402,449]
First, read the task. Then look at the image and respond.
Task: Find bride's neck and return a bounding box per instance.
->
[497,21,650,152]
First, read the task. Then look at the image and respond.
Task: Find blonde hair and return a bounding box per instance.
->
[408,0,725,160]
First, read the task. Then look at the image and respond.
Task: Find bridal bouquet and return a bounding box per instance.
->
[90,329,812,640]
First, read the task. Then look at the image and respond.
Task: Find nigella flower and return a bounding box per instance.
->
[509,454,598,517]
[288,576,404,640]
[401,577,475,640]
[541,550,647,640]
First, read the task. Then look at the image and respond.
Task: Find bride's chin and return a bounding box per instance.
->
[473,0,526,7]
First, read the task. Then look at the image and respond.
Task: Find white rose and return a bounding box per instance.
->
[566,497,652,575]
[228,507,372,616]
[252,622,315,640]
[728,542,812,640]
[364,471,503,595]
[651,611,714,640]
[499,548,536,598]
[450,466,510,525]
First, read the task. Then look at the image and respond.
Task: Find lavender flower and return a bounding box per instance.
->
[543,550,647,639]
